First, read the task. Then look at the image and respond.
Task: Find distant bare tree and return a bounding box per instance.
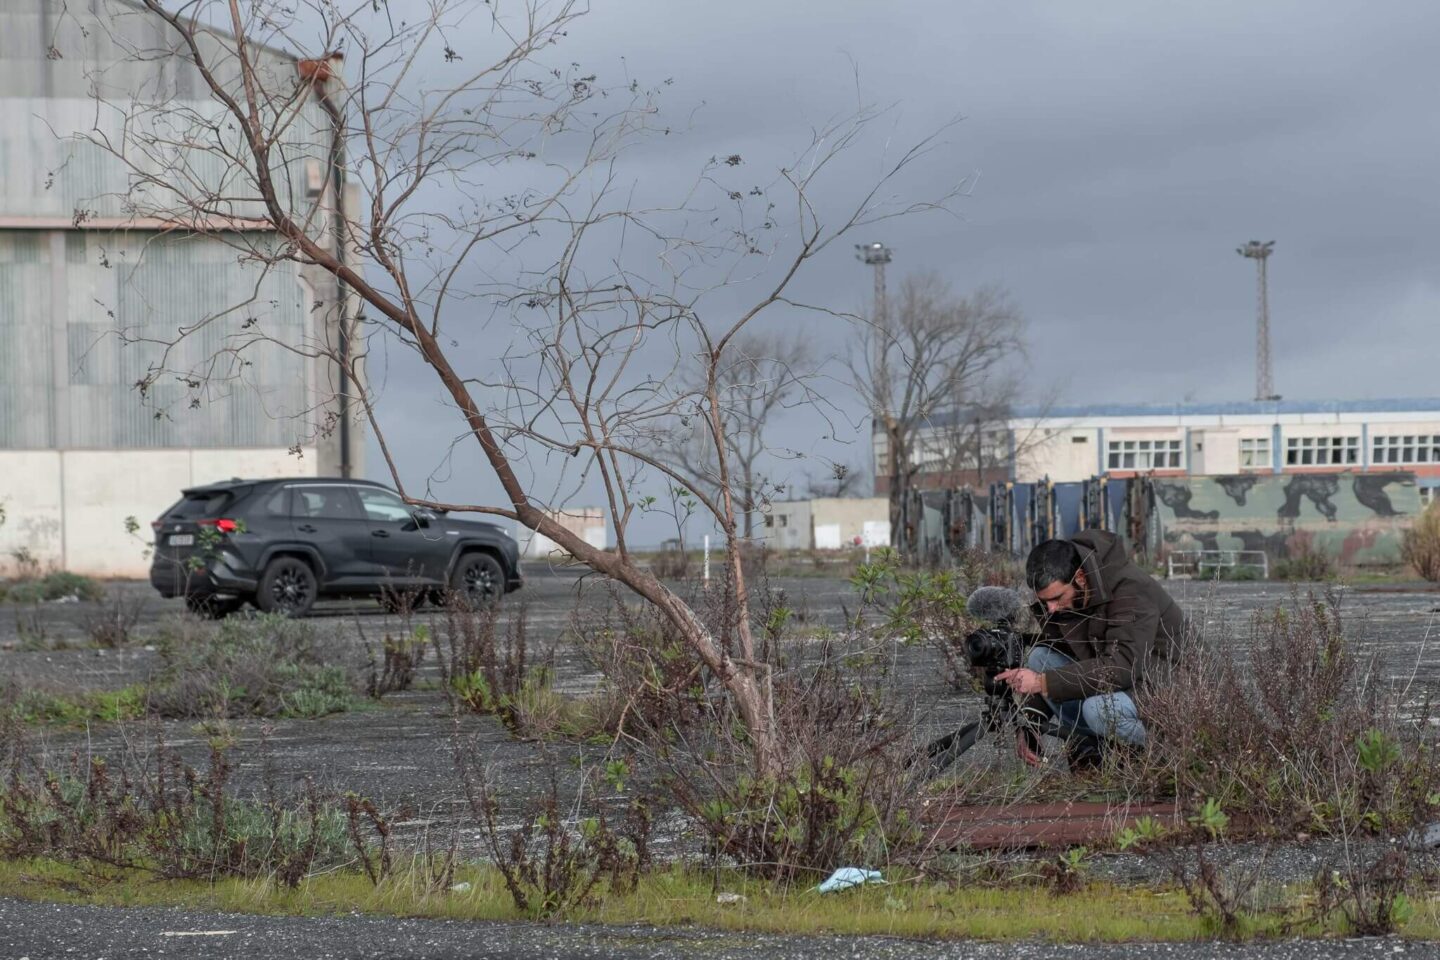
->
[850,273,1024,541]
[665,332,815,540]
[920,383,1060,490]
[805,458,864,499]
[71,0,963,775]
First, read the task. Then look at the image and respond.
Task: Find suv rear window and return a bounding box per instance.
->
[167,490,236,519]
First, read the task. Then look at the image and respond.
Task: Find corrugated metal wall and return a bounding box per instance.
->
[0,0,322,222]
[1,229,311,449]
[1,0,336,454]
[0,232,55,446]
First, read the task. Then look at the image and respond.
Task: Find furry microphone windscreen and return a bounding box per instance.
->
[966,586,1023,624]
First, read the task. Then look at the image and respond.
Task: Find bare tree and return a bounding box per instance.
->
[67,0,962,775]
[850,273,1025,542]
[805,458,865,499]
[664,331,815,540]
[926,388,1064,490]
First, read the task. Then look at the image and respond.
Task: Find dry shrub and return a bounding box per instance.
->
[1314,847,1414,936]
[646,543,691,580]
[456,749,650,917]
[78,589,147,648]
[1167,844,1273,938]
[0,732,347,886]
[664,633,933,884]
[1402,502,1440,582]
[561,567,950,883]
[1139,591,1440,836]
[572,591,709,740]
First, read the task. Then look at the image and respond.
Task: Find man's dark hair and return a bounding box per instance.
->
[1026,539,1082,591]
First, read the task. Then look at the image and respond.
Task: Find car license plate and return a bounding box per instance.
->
[169,534,195,546]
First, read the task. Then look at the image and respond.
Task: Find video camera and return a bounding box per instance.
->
[919,585,1051,777]
[961,586,1028,696]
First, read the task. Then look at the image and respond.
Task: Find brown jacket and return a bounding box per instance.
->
[1035,530,1185,703]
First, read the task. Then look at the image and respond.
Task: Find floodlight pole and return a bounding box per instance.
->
[1237,240,1278,402]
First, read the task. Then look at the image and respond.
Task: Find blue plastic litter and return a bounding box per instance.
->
[815,867,882,893]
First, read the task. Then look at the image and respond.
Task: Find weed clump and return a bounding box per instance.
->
[0,739,348,886]
[78,590,147,648]
[147,614,360,719]
[365,624,431,699]
[438,604,563,735]
[458,753,651,917]
[666,635,932,885]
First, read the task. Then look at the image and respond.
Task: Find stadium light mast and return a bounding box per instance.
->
[857,241,898,538]
[1237,240,1280,402]
[856,241,892,328]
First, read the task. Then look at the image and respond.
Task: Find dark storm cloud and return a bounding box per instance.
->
[367,0,1440,529]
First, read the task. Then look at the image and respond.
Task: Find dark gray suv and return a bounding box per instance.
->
[148,478,522,617]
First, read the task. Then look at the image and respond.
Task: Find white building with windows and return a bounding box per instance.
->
[881,399,1440,506]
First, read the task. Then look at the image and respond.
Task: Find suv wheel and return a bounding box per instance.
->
[450,553,503,609]
[257,557,317,617]
[185,594,244,620]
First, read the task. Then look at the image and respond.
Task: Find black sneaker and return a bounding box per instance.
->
[1065,736,1104,774]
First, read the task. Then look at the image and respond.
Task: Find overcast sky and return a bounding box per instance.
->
[362,0,1440,540]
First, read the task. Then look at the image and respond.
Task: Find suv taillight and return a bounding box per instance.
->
[198,518,240,533]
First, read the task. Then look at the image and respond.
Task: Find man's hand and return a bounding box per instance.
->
[995,667,1047,697]
[1015,728,1044,767]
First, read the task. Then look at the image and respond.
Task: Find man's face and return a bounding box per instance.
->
[1034,570,1087,615]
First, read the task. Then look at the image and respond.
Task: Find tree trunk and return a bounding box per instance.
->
[885,417,904,552]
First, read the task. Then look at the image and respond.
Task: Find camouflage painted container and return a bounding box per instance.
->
[1151,472,1421,566]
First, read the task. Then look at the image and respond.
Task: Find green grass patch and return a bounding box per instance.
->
[4,686,147,727]
[0,857,1436,941]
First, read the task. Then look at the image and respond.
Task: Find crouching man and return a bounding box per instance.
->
[996,531,1185,770]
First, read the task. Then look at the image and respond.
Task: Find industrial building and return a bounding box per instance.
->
[878,398,1440,506]
[884,399,1440,569]
[0,0,362,577]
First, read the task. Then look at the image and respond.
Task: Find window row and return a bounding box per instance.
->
[1106,439,1182,470]
[1373,434,1440,465]
[1286,435,1359,466]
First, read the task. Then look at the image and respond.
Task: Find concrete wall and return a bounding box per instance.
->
[760,498,889,551]
[761,500,813,551]
[0,447,317,578]
[811,498,890,549]
[518,508,607,559]
[1016,428,1098,483]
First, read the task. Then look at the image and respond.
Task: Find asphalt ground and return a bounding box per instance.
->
[4,896,1440,960]
[3,569,1440,955]
[2,571,1439,817]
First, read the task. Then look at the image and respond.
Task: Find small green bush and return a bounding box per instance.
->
[3,686,145,726]
[1,571,105,604]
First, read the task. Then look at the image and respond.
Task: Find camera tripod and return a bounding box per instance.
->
[919,687,1077,778]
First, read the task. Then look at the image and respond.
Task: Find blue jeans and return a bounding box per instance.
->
[1026,645,1147,747]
